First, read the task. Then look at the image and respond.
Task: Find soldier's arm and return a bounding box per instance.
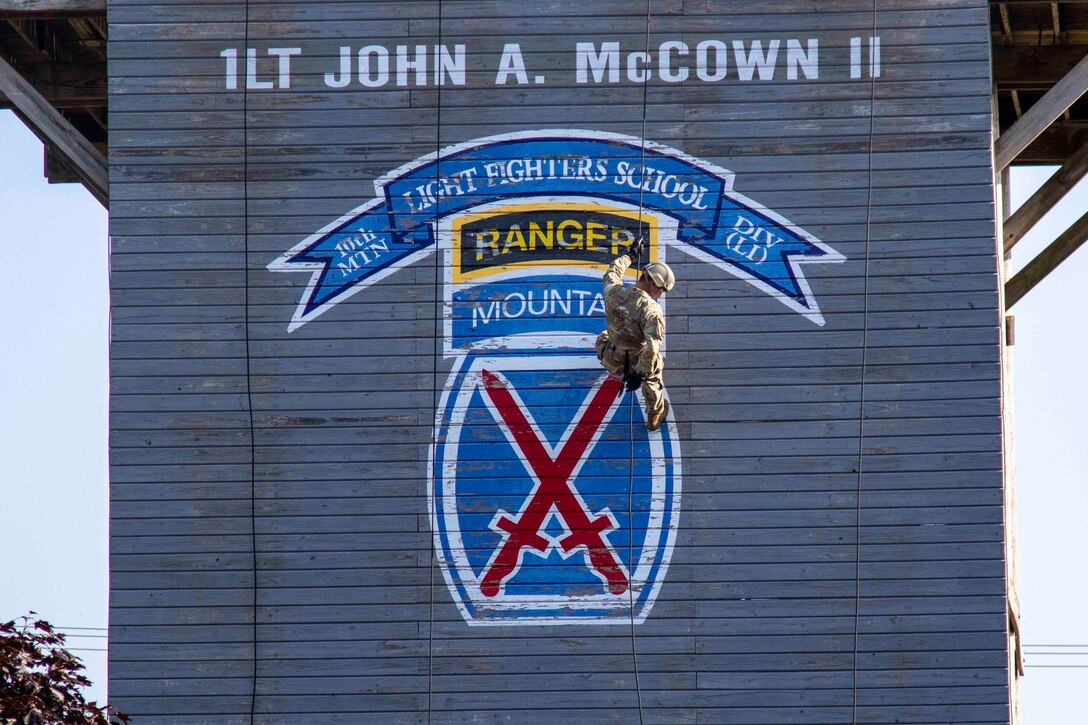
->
[635,306,666,376]
[602,253,632,296]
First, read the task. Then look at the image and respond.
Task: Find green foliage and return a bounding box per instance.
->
[0,614,127,725]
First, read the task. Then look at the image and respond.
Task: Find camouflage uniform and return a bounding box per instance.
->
[594,253,667,423]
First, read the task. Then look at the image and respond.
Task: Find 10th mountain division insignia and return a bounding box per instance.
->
[269,130,845,625]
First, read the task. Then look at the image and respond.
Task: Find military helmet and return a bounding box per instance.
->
[643,261,676,292]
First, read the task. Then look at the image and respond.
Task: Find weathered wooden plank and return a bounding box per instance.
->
[104,410,1000,448]
[103,599,1004,641]
[0,0,103,16]
[107,468,1002,500]
[104,148,990,180]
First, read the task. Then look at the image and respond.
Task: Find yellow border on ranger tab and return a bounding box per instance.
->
[450,201,658,284]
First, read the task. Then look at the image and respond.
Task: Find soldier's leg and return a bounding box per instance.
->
[641,353,669,431]
[595,332,625,378]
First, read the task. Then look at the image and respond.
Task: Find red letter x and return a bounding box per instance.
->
[477,369,628,597]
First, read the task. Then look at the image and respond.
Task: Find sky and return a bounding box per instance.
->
[1,108,1086,718]
[0,112,110,705]
[1005,165,1088,719]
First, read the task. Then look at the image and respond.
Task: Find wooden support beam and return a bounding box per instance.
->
[5,18,50,61]
[998,3,1014,44]
[993,46,1088,88]
[1005,209,1088,308]
[0,60,106,109]
[66,17,105,58]
[0,93,104,111]
[84,104,104,128]
[1004,140,1088,252]
[0,52,106,206]
[995,52,1088,171]
[44,140,81,183]
[85,14,103,37]
[1008,602,1025,677]
[1011,89,1023,119]
[0,1,104,17]
[1051,2,1061,42]
[1016,120,1088,164]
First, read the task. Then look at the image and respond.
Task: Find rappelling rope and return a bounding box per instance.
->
[243,2,259,722]
[624,1,653,723]
[851,2,879,723]
[426,3,445,722]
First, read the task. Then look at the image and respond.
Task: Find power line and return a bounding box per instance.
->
[1023,649,1088,654]
[1024,665,1088,669]
[52,626,107,631]
[58,634,108,639]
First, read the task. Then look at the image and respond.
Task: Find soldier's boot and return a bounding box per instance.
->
[646,398,669,432]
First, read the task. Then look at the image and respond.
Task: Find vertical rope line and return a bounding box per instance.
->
[626,1,653,723]
[851,5,879,722]
[635,0,652,235]
[627,385,643,725]
[243,2,258,723]
[427,2,444,722]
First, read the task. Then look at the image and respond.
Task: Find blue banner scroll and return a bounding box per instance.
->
[269,130,845,330]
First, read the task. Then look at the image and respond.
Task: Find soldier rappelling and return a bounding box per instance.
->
[595,237,675,432]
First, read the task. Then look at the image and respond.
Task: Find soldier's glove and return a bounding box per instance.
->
[628,236,646,261]
[624,370,644,392]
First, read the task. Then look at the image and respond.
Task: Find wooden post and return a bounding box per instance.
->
[0,52,107,206]
[1005,209,1088,307]
[994,52,1088,171]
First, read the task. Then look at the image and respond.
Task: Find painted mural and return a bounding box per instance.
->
[270,130,843,624]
